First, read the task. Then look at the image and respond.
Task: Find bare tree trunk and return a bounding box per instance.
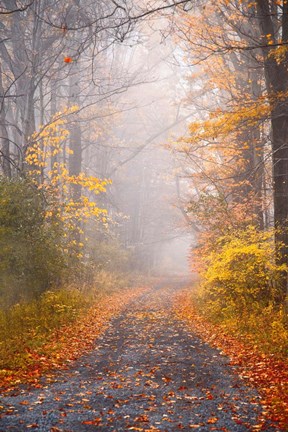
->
[50,78,58,173]
[0,65,11,178]
[39,79,45,184]
[68,63,82,249]
[229,51,265,228]
[249,67,265,230]
[69,65,82,202]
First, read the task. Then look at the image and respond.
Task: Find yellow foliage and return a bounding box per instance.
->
[269,45,288,64]
[25,107,111,256]
[198,226,286,317]
[183,99,269,148]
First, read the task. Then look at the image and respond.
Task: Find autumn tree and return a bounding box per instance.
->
[0,1,187,285]
[174,2,267,234]
[168,0,288,306]
[254,0,288,302]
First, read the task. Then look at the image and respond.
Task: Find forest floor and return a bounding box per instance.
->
[0,279,284,431]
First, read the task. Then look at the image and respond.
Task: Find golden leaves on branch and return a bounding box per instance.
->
[25,106,111,257]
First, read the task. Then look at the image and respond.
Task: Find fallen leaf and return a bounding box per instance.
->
[207,417,218,424]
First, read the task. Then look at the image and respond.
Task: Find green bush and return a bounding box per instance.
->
[0,178,66,306]
[88,240,132,272]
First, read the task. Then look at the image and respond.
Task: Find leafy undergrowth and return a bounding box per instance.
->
[174,289,288,431]
[0,285,147,391]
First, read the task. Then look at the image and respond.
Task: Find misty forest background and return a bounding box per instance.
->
[0,0,288,374]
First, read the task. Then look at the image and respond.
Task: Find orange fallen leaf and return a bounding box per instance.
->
[207,417,218,424]
[162,376,172,383]
[82,418,102,425]
[134,415,149,422]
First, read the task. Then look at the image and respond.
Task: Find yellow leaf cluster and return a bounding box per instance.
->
[269,45,288,65]
[186,100,269,146]
[25,108,75,170]
[200,226,286,313]
[25,107,111,252]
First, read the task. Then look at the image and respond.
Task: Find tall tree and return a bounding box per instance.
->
[255,0,288,301]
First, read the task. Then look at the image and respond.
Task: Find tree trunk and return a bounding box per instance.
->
[50,78,58,175]
[69,66,82,203]
[68,63,82,248]
[256,0,288,302]
[0,65,11,178]
[271,108,288,302]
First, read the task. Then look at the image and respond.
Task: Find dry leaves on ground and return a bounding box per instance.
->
[174,289,288,430]
[0,287,148,391]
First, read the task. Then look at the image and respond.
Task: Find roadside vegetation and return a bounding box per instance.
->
[173,0,288,362]
[191,226,288,357]
[1,3,288,426]
[0,172,140,387]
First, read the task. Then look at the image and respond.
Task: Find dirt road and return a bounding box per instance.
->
[0,281,281,431]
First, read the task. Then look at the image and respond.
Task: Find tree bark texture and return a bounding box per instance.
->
[256,0,288,302]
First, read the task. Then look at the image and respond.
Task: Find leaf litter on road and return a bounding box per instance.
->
[174,288,288,430]
[0,280,284,431]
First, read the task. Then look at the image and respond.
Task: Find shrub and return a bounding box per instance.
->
[199,226,286,319]
[88,240,132,272]
[190,226,288,356]
[0,288,87,369]
[0,178,66,306]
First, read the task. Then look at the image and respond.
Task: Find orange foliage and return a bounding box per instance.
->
[173,0,272,239]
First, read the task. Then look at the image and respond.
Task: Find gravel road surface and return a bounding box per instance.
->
[0,281,281,431]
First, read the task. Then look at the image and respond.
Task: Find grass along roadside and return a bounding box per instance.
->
[0,281,148,391]
[173,288,288,431]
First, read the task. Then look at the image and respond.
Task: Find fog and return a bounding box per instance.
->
[0,2,197,279]
[98,24,195,275]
